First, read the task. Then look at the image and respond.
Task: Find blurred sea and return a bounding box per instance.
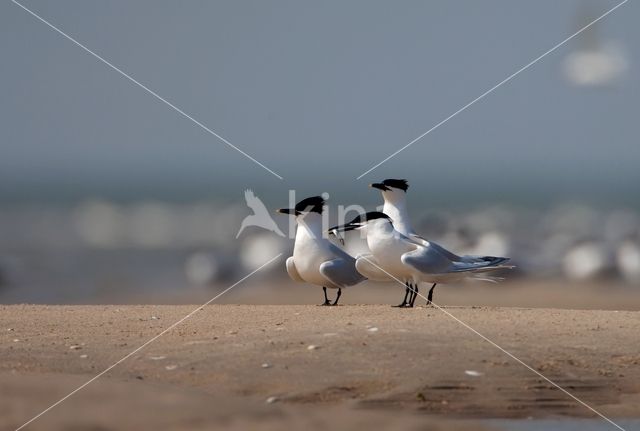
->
[1,196,639,303]
[1,0,639,303]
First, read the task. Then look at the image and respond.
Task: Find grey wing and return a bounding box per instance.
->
[319,258,366,288]
[410,234,462,261]
[401,241,512,275]
[449,256,513,272]
[409,233,507,266]
[286,257,305,282]
[401,243,455,275]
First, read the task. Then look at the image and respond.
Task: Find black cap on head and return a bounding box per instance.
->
[295,196,325,214]
[370,179,409,192]
[382,179,409,191]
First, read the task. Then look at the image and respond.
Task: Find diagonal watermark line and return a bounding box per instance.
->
[12,0,284,180]
[356,0,628,180]
[358,256,626,431]
[14,253,282,431]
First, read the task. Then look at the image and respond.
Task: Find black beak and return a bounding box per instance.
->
[328,223,358,233]
[369,183,390,191]
[276,208,300,216]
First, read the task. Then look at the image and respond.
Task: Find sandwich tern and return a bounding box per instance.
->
[277,196,366,305]
[332,211,512,306]
[370,178,511,306]
[369,179,417,304]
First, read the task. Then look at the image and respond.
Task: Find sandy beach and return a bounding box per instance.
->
[1,304,639,430]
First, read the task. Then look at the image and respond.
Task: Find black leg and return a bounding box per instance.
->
[321,286,331,306]
[392,283,410,307]
[406,283,415,308]
[427,283,437,305]
[332,288,342,306]
[409,283,419,307]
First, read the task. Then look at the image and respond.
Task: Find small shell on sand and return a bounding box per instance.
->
[265,396,279,404]
[307,345,319,351]
[367,327,379,333]
[261,363,272,368]
[465,370,483,377]
[165,365,178,370]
